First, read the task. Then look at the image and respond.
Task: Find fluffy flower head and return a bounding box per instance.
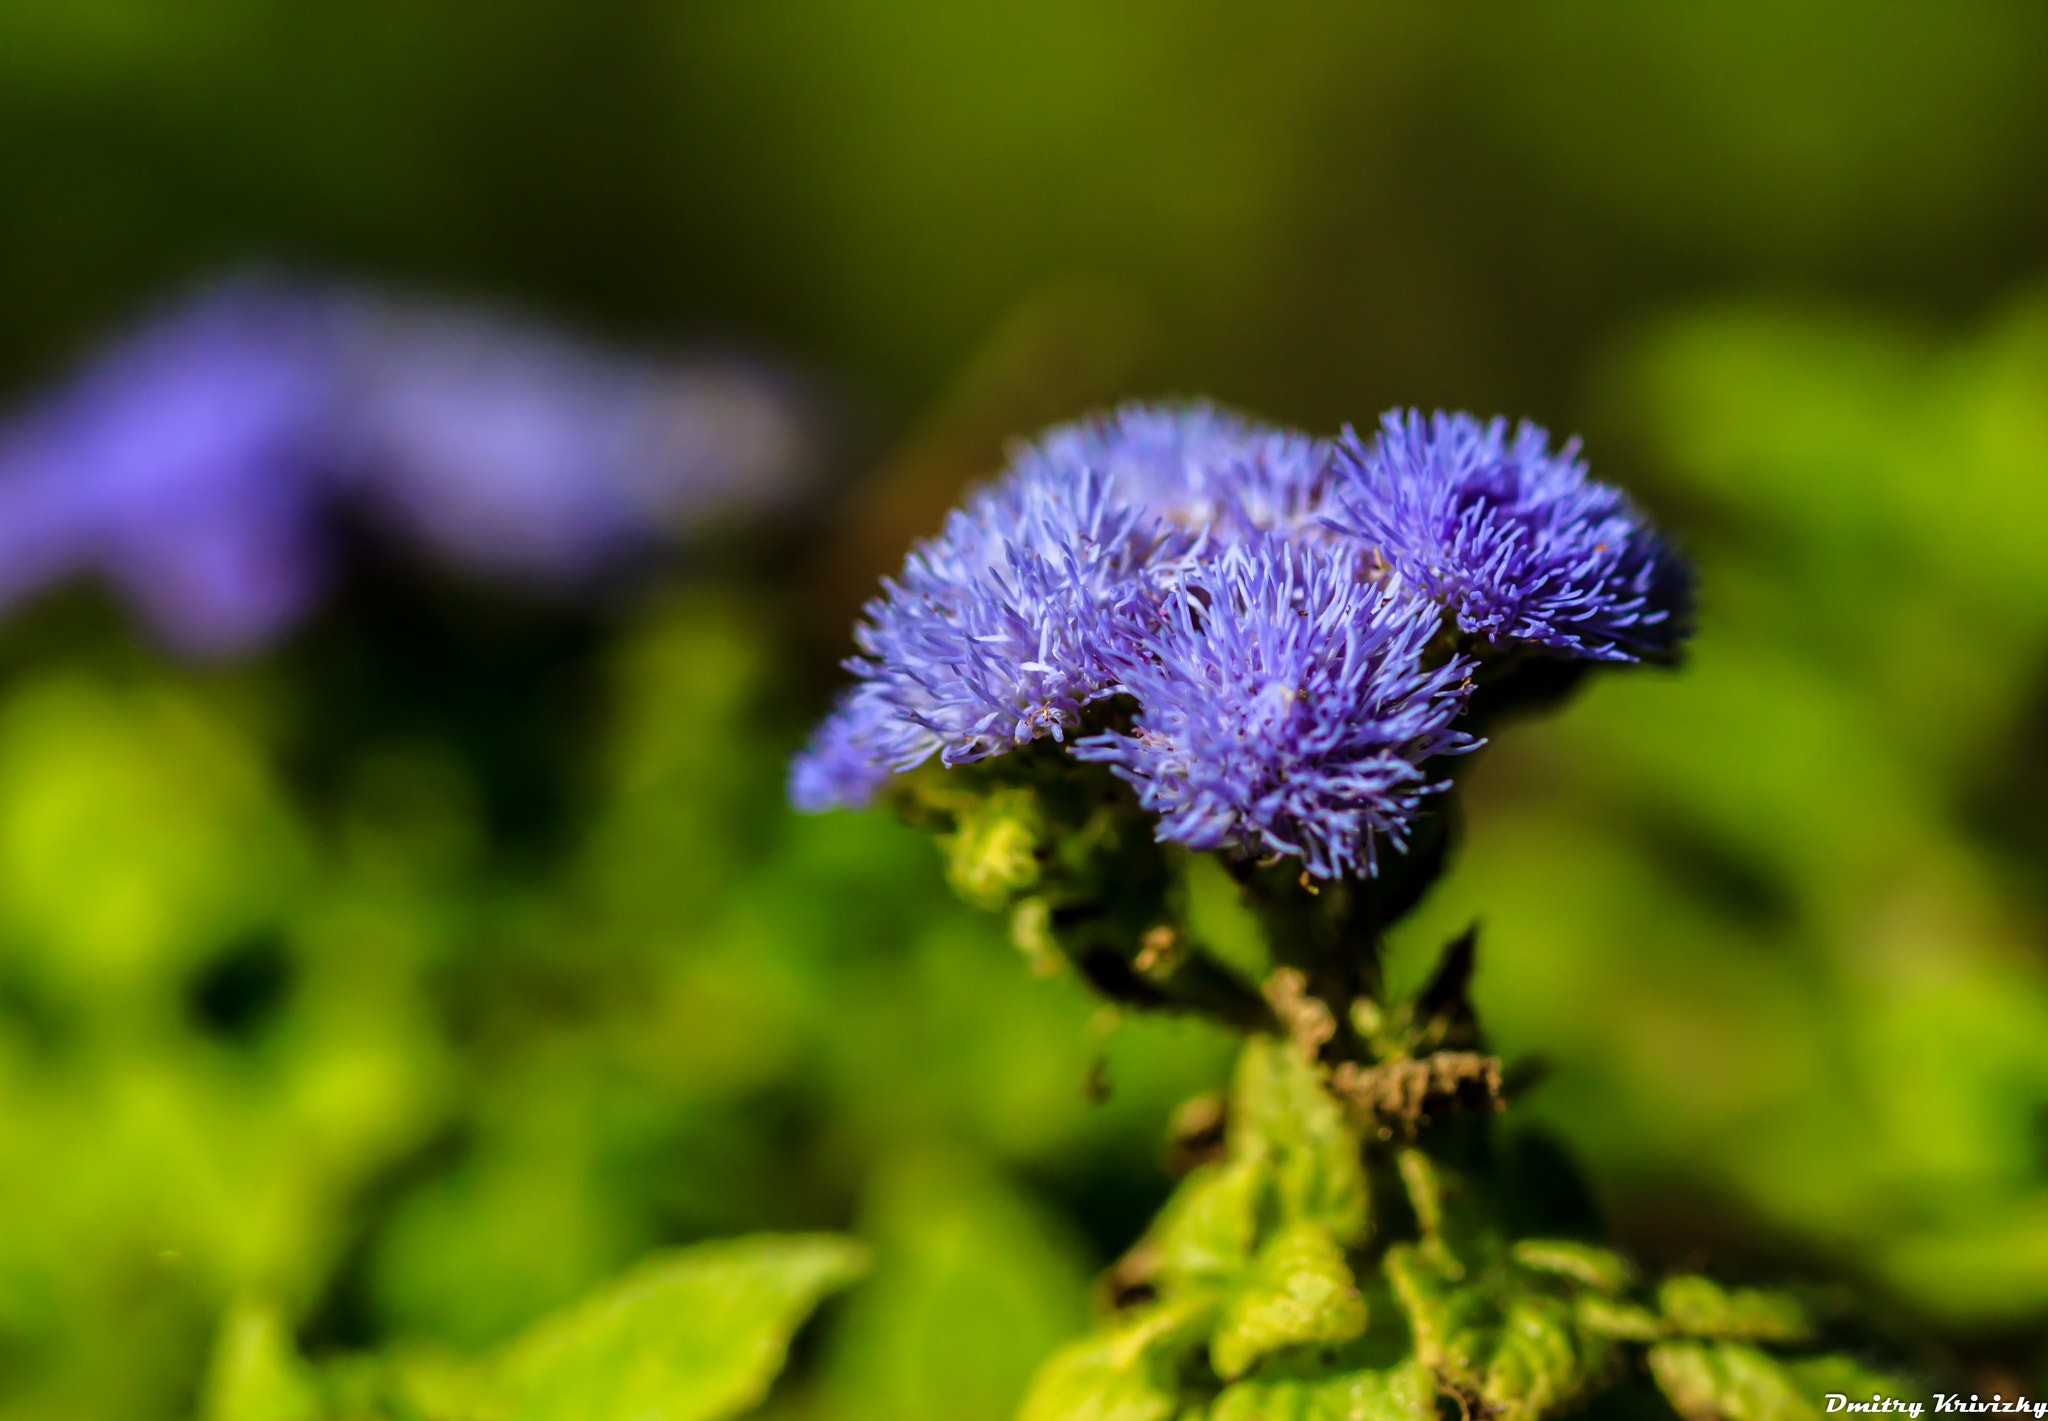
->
[1332,410,1689,661]
[1074,535,1476,878]
[790,462,1192,811]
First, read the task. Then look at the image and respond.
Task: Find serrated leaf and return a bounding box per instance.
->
[1480,1294,1607,1421]
[1648,1340,1817,1421]
[495,1233,869,1421]
[1206,1356,1436,1421]
[200,1299,325,1421]
[1387,1245,1610,1419]
[1015,1293,1221,1421]
[1233,1037,1369,1245]
[1383,1243,1497,1391]
[1210,1221,1368,1381]
[1511,1240,1636,1295]
[1146,1156,1266,1288]
[1658,1277,1812,1344]
[1575,1295,1664,1341]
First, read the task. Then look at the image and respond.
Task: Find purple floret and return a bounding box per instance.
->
[1331,410,1690,662]
[1075,535,1477,878]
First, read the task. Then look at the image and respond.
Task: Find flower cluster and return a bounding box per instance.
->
[793,401,1688,878]
[0,273,823,656]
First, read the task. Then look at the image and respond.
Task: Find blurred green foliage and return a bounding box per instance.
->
[0,3,2046,1418]
[1395,289,2048,1336]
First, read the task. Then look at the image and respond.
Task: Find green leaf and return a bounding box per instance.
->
[1658,1277,1812,1344]
[1015,1293,1221,1421]
[319,1344,507,1420]
[1574,1295,1664,1341]
[1510,1240,1637,1295]
[1210,1220,1369,1381]
[1146,1156,1266,1288]
[1232,1036,1369,1245]
[1205,1356,1436,1421]
[1386,1244,1611,1420]
[1647,1340,1817,1421]
[200,1299,325,1421]
[1480,1294,1607,1421]
[495,1233,870,1421]
[1383,1244,1497,1392]
[811,1153,1092,1421]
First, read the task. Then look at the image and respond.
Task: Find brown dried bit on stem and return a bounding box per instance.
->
[1163,1091,1227,1174]
[1100,1239,1161,1311]
[1133,924,1183,980]
[1261,967,1336,1060]
[1328,1051,1504,1137]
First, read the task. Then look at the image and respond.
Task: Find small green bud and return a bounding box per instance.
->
[940,787,1045,910]
[1009,897,1063,977]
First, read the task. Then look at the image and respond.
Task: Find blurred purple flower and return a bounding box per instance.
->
[0,274,823,655]
[338,300,817,583]
[0,281,345,655]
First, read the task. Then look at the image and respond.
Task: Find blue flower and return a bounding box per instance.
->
[1074,534,1477,878]
[789,462,1194,812]
[1331,410,1690,662]
[1021,402,1339,538]
[790,402,1321,810]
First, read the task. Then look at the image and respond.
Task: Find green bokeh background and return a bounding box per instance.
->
[1,4,2045,1416]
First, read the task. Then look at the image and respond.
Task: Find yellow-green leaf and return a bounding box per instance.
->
[1481,1294,1604,1421]
[1510,1240,1637,1295]
[1575,1295,1663,1341]
[200,1299,325,1421]
[1205,1356,1436,1421]
[1210,1221,1368,1381]
[496,1233,869,1421]
[1387,1245,1610,1417]
[1146,1156,1266,1288]
[1658,1277,1812,1344]
[1232,1036,1368,1245]
[1015,1293,1221,1421]
[1383,1243,1495,1391]
[1648,1340,1817,1421]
